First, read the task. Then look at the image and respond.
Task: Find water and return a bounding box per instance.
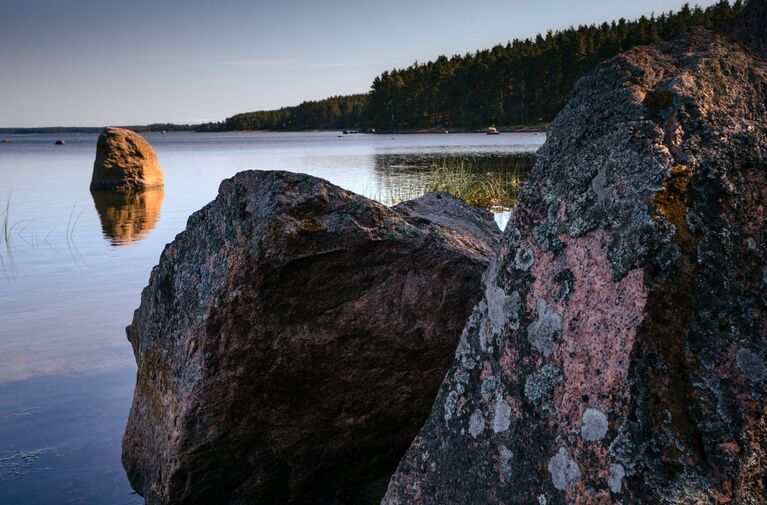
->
[0,131,543,504]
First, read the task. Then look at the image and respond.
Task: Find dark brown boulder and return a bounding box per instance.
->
[122,170,500,505]
[90,127,163,191]
[384,17,767,505]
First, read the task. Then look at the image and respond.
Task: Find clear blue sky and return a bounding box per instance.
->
[0,0,722,127]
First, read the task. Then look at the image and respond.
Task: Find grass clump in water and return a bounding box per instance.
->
[425,158,525,210]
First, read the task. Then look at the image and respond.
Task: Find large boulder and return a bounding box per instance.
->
[90,127,164,191]
[383,12,767,505]
[122,171,501,505]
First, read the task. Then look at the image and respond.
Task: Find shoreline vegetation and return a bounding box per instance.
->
[376,155,534,210]
[0,1,742,136]
[0,123,549,135]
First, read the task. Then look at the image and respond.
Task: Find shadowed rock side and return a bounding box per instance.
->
[122,171,501,505]
[383,22,767,505]
[90,127,163,191]
[91,187,164,245]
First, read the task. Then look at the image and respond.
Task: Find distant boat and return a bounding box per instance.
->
[55,139,66,145]
[486,127,500,135]
[1,139,11,144]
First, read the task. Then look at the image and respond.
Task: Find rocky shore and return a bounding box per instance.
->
[122,1,767,503]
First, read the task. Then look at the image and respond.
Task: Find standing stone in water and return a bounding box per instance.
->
[90,127,163,191]
[122,171,501,505]
[383,2,767,503]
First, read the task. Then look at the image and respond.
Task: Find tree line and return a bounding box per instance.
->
[206,1,743,132]
[195,95,369,132]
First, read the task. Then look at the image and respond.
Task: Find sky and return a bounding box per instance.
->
[0,0,723,127]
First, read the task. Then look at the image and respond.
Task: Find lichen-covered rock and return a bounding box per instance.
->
[122,171,500,505]
[90,127,163,191]
[383,10,767,505]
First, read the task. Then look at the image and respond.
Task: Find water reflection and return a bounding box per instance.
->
[0,132,544,504]
[90,188,164,246]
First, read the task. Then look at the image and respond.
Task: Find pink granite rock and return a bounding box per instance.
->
[383,4,767,504]
[121,171,500,505]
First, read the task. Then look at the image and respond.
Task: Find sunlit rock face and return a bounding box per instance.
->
[383,5,767,504]
[122,171,501,505]
[90,127,164,191]
[91,187,164,245]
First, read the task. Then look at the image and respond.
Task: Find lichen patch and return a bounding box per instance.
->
[548,447,582,491]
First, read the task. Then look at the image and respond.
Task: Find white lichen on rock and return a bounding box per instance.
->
[492,393,512,433]
[736,347,765,383]
[514,245,535,271]
[499,445,513,476]
[547,447,581,491]
[468,409,485,438]
[484,284,521,338]
[608,463,625,493]
[527,299,562,357]
[581,408,609,441]
[480,376,499,399]
[524,364,563,403]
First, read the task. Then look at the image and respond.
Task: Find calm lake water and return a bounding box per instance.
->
[0,131,544,504]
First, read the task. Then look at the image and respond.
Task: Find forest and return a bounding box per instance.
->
[195,95,369,132]
[363,0,743,130]
[204,1,743,132]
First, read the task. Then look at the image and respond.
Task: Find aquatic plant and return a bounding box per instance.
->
[425,158,525,210]
[1,192,12,275]
[374,156,530,211]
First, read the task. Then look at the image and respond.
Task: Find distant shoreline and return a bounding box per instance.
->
[0,124,548,135]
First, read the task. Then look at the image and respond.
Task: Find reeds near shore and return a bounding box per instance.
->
[426,159,524,209]
[375,155,531,211]
[0,192,86,277]
[1,192,12,274]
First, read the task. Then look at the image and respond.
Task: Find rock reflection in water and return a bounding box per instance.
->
[90,188,164,246]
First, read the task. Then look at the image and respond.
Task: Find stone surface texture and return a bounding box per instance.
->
[122,170,500,505]
[383,8,767,505]
[90,127,164,191]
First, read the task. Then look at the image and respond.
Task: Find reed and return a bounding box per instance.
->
[372,156,530,210]
[425,158,524,209]
[1,192,11,274]
[2,192,9,246]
